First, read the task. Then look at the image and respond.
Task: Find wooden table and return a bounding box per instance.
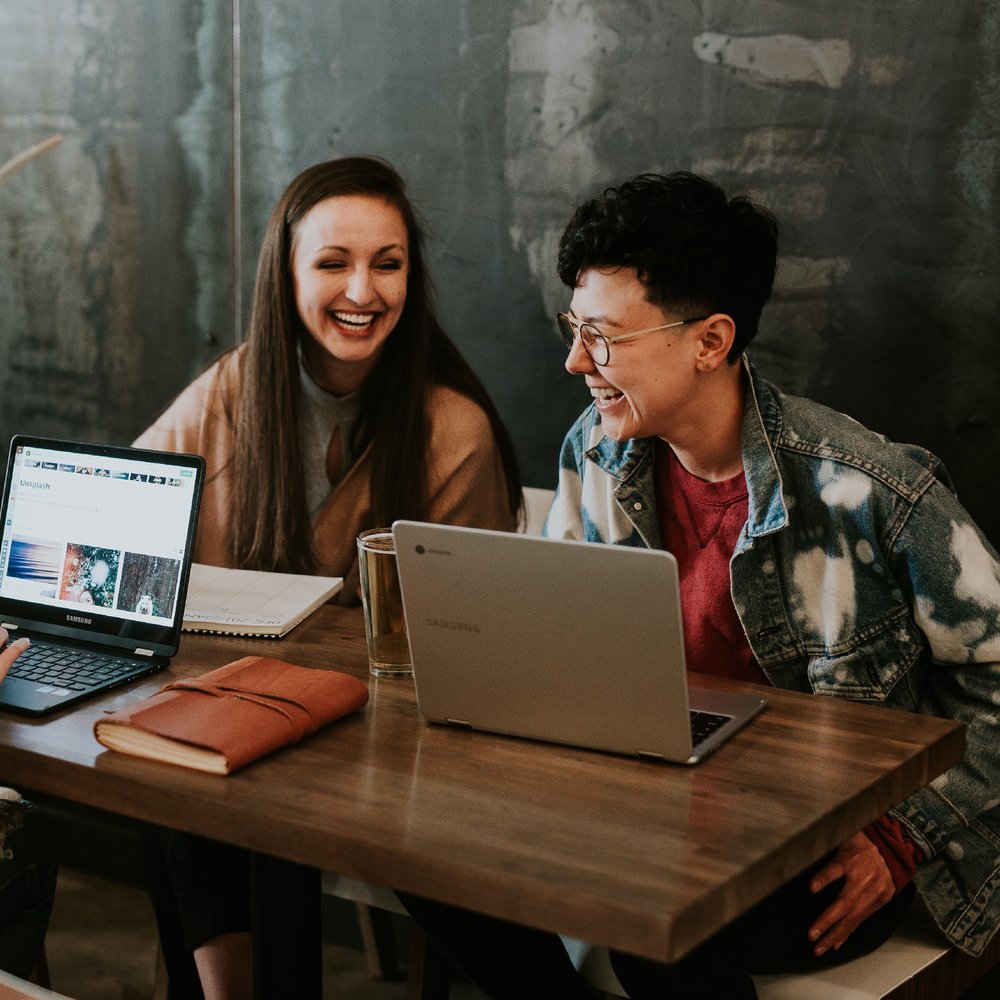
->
[0,606,964,996]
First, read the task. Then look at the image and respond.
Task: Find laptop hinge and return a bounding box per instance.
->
[134,648,156,657]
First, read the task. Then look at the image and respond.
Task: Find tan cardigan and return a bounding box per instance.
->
[135,350,516,599]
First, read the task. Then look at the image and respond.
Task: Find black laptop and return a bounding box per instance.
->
[0,435,205,715]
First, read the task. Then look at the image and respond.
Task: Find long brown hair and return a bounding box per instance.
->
[230,156,521,572]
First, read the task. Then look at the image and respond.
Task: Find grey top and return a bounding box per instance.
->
[298,354,361,518]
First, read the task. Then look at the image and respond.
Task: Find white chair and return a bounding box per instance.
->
[521,486,555,536]
[320,873,409,977]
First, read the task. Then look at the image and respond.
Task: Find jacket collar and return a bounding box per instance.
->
[586,429,652,486]
[740,357,789,538]
[583,355,789,538]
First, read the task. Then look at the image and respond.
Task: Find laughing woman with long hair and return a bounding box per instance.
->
[139,156,520,594]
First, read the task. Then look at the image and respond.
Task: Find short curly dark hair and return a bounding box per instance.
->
[557,172,778,358]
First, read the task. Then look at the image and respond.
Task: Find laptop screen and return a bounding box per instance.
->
[0,436,204,652]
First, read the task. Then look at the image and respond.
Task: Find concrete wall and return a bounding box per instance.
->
[1,1,998,542]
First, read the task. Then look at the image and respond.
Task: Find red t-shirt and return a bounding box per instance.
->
[654,439,767,685]
[653,439,922,886]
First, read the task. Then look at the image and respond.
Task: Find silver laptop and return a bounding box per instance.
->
[392,521,766,764]
[0,435,204,715]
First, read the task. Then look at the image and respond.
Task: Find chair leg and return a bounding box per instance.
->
[355,902,401,979]
[29,942,51,988]
[406,922,452,1000]
[153,943,169,1000]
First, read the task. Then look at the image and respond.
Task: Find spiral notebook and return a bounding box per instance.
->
[182,564,343,638]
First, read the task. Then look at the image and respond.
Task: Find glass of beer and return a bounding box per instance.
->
[357,528,412,678]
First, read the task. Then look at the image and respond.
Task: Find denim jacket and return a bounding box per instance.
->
[545,359,1000,956]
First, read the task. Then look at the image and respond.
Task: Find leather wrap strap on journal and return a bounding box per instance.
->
[160,676,321,741]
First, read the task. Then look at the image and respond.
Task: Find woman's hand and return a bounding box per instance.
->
[807,831,895,956]
[0,627,29,684]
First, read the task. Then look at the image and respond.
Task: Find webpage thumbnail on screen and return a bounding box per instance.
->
[1,444,198,626]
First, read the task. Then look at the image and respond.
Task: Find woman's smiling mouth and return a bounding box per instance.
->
[330,310,378,332]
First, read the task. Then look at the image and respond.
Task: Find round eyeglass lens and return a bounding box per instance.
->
[556,314,577,350]
[582,325,609,365]
[556,315,608,364]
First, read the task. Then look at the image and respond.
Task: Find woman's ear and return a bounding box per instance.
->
[695,314,736,372]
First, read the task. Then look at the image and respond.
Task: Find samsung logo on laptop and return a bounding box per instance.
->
[425,617,479,634]
[65,614,93,625]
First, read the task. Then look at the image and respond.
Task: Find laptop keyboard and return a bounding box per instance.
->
[690,709,731,747]
[7,641,140,692]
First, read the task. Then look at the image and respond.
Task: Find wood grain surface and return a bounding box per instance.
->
[0,606,964,962]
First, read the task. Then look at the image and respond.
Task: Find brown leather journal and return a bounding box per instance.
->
[93,655,369,774]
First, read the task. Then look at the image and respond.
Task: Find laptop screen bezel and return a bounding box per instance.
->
[0,435,206,658]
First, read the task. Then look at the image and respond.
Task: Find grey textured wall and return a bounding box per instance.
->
[0,2,232,443]
[1,1,998,543]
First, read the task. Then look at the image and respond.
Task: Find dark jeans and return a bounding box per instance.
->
[142,826,251,1000]
[399,855,915,1000]
[0,797,57,980]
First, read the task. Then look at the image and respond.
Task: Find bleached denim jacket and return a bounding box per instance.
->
[544,358,1000,957]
